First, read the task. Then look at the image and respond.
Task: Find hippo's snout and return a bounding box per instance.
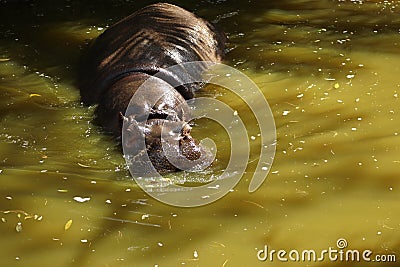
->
[122,115,212,174]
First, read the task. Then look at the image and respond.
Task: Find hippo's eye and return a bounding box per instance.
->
[181,123,191,136]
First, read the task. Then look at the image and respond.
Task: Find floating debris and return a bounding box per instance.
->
[15,222,22,233]
[64,219,73,231]
[29,93,41,97]
[1,209,43,222]
[102,216,161,228]
[77,162,90,168]
[57,189,68,193]
[73,196,91,203]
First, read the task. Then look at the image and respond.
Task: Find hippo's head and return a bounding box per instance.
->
[121,115,213,175]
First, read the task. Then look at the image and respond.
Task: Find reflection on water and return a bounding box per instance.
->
[1,0,399,266]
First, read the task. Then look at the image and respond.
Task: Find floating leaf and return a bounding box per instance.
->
[64,219,73,231]
[57,189,68,193]
[29,93,41,97]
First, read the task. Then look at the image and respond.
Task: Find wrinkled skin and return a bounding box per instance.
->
[78,3,225,174]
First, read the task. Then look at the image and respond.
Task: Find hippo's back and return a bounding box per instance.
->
[78,3,225,105]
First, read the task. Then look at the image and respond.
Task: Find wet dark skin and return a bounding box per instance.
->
[78,3,225,174]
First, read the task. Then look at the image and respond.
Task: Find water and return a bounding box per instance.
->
[1,0,399,266]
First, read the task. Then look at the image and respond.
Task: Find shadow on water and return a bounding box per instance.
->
[1,0,400,266]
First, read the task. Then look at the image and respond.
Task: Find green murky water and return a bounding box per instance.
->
[1,0,399,266]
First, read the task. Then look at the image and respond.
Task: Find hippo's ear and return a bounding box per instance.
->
[119,112,129,124]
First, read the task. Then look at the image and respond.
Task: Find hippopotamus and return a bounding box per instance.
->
[78,3,225,174]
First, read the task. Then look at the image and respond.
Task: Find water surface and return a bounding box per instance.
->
[1,0,399,266]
